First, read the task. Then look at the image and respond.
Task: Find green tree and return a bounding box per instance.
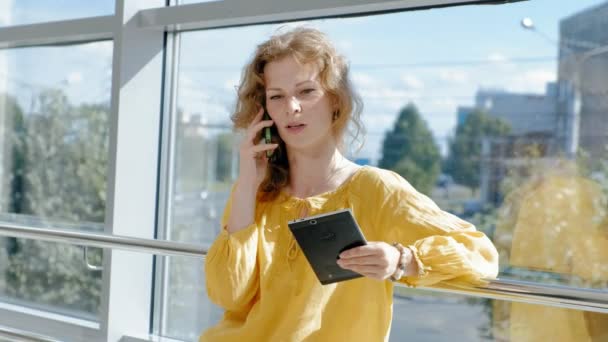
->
[3,89,108,315]
[1,94,26,257]
[216,132,236,183]
[444,110,510,195]
[0,94,25,213]
[379,103,441,194]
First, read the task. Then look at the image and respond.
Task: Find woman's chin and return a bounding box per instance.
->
[284,137,332,153]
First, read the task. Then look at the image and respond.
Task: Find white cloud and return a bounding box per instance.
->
[351,72,377,88]
[177,76,236,124]
[336,39,353,52]
[223,77,240,93]
[352,72,421,111]
[486,52,519,72]
[427,98,457,111]
[437,68,470,84]
[487,52,509,63]
[66,71,83,85]
[400,74,424,90]
[363,113,397,128]
[505,69,556,93]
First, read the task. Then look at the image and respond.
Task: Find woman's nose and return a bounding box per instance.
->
[286,96,302,114]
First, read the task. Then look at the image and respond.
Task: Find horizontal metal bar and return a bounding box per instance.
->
[0,222,206,258]
[0,324,60,342]
[137,0,524,32]
[0,222,606,314]
[0,15,116,49]
[422,278,608,314]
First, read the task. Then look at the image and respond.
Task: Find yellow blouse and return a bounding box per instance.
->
[200,166,498,342]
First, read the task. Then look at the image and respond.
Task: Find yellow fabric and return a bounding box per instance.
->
[200,166,499,342]
[496,175,608,342]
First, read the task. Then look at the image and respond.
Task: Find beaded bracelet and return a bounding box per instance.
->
[390,242,408,282]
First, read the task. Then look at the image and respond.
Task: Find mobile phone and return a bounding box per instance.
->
[262,105,274,159]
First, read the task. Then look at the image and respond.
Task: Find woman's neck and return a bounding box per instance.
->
[286,142,356,198]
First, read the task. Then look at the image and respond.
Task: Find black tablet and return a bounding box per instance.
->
[287,209,367,285]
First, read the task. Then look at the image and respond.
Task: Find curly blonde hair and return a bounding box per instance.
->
[232,27,364,202]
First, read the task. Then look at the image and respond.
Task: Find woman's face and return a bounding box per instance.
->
[263,55,335,151]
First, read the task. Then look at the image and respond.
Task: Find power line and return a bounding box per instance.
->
[177,86,476,101]
[352,56,556,70]
[179,56,557,72]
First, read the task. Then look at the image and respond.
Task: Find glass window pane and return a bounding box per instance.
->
[395,291,608,342]
[0,41,113,320]
[160,0,608,339]
[0,1,114,27]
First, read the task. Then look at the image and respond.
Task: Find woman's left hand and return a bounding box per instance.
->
[337,241,406,281]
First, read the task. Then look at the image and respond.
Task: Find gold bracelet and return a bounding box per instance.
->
[390,242,408,282]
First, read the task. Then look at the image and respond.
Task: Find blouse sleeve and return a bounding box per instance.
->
[374,170,499,287]
[204,187,260,312]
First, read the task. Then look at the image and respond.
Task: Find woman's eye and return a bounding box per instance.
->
[269,95,282,100]
[302,88,316,94]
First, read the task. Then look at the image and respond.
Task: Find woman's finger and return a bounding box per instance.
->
[337,256,382,267]
[249,143,278,154]
[339,244,382,259]
[338,264,379,273]
[341,264,383,276]
[246,120,274,142]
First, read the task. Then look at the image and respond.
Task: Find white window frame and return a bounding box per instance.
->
[0,0,518,341]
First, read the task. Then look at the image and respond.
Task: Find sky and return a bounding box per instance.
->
[1,0,607,163]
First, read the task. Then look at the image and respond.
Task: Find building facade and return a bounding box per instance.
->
[458,82,577,204]
[474,83,560,137]
[558,1,608,158]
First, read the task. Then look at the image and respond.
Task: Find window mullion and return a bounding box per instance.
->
[101,0,166,340]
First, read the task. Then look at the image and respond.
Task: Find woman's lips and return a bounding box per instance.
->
[286,124,306,134]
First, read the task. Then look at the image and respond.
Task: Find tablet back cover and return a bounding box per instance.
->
[288,209,367,285]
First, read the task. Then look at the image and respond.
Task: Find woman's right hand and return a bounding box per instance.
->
[226,108,278,234]
[236,107,278,194]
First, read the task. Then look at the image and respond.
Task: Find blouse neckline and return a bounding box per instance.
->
[280,165,369,202]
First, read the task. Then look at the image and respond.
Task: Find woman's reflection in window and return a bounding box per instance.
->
[493,158,608,342]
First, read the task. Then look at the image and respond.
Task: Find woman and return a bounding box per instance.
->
[201,27,498,342]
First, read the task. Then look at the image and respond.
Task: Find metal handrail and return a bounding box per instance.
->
[0,324,60,342]
[0,222,607,315]
[0,222,205,258]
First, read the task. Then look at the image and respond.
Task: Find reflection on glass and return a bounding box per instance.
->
[161,0,608,340]
[0,1,114,27]
[492,159,608,341]
[0,41,112,319]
